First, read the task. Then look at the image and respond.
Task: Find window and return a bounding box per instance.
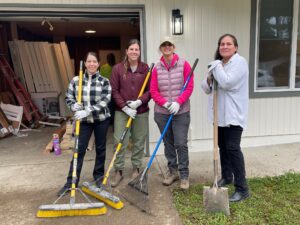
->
[250,0,300,97]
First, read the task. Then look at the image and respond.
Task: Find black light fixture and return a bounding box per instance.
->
[172,9,183,35]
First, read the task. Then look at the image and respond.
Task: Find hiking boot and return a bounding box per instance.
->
[57,184,71,197]
[131,168,140,180]
[180,179,189,190]
[162,171,179,186]
[110,170,123,187]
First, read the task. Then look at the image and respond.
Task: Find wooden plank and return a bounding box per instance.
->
[15,40,36,93]
[32,42,50,92]
[60,42,74,82]
[42,42,61,93]
[52,43,69,90]
[8,41,27,90]
[25,42,43,92]
[37,42,55,92]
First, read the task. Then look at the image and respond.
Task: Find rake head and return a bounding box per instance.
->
[128,169,149,195]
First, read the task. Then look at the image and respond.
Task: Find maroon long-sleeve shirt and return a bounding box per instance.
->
[110,61,151,114]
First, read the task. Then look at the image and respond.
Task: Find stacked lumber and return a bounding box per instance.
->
[8,40,74,116]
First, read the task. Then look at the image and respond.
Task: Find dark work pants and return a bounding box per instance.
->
[154,112,190,179]
[218,125,248,193]
[66,119,110,186]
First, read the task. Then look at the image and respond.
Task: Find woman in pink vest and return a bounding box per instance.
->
[150,37,194,190]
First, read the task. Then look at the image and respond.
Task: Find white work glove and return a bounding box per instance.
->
[122,106,137,119]
[71,103,83,112]
[163,102,171,109]
[168,102,180,115]
[74,110,90,120]
[127,99,142,110]
[208,60,221,73]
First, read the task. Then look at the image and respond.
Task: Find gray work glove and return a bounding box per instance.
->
[127,99,142,110]
[122,106,137,119]
[168,102,180,115]
[71,103,83,112]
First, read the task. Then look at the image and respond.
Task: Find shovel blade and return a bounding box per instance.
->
[203,186,230,216]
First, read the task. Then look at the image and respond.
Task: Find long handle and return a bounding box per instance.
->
[213,79,219,187]
[102,63,155,185]
[144,58,199,173]
[70,60,83,204]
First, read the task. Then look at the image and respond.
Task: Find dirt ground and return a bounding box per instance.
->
[0,126,182,225]
[1,125,300,225]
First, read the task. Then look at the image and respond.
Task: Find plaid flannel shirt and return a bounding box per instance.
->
[65,71,111,123]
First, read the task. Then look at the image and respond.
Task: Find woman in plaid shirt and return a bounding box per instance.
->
[57,52,111,196]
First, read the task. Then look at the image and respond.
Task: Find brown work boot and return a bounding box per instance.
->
[162,170,179,186]
[180,179,189,190]
[110,170,123,187]
[131,168,140,180]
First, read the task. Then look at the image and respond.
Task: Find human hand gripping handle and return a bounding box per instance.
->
[126,99,142,110]
[122,106,137,119]
[168,102,180,115]
[71,102,83,112]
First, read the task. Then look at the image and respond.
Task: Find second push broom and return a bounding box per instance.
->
[81,63,155,209]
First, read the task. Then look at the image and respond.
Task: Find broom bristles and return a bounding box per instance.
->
[37,203,107,217]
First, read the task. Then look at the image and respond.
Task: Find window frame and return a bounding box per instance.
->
[249,0,300,98]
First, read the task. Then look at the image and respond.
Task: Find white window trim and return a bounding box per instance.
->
[254,0,300,93]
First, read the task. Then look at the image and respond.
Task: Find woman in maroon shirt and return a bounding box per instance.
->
[109,39,150,187]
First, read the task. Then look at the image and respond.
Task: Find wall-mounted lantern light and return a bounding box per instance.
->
[172,9,183,35]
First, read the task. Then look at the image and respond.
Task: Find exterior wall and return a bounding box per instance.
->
[1,0,300,152]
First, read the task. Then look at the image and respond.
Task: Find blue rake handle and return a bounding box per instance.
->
[142,58,199,177]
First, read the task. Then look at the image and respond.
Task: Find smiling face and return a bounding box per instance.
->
[219,35,238,62]
[85,54,99,75]
[126,43,140,63]
[160,42,175,58]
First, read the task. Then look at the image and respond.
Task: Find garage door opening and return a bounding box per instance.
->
[0,8,144,117]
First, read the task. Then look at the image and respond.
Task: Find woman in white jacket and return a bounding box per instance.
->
[201,34,250,202]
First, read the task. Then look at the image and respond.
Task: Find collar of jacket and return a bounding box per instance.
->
[84,71,99,80]
[160,53,179,70]
[125,61,146,73]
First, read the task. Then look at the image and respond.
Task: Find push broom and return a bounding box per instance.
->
[203,78,230,215]
[127,59,199,206]
[81,63,155,209]
[37,61,107,217]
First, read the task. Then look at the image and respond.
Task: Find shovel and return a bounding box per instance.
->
[203,79,230,216]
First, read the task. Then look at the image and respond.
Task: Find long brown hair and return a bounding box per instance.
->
[123,39,141,79]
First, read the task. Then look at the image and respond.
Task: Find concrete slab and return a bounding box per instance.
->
[0,126,299,224]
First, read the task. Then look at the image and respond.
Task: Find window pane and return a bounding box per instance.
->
[257,0,293,89]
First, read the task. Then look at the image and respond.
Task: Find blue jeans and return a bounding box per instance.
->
[154,112,190,179]
[66,119,110,186]
[218,125,248,193]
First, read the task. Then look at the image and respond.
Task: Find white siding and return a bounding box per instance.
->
[0,0,299,151]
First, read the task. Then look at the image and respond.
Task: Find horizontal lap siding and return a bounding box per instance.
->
[1,0,299,143]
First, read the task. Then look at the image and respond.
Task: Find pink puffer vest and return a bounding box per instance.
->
[154,57,190,115]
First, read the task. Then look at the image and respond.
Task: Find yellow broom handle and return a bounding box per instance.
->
[71,61,83,201]
[102,63,154,185]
